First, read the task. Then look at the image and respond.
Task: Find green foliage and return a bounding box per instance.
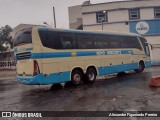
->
[0,25,12,52]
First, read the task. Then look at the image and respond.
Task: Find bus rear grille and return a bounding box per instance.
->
[16,52,31,60]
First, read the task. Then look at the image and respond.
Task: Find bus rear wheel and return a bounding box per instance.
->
[135,62,145,73]
[71,70,83,86]
[86,68,97,83]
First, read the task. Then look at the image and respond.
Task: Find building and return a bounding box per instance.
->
[68,0,160,65]
[11,24,43,40]
[68,5,83,30]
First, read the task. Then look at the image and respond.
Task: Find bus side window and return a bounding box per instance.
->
[131,37,142,50]
[120,36,142,50]
[60,37,73,49]
[54,32,74,49]
[109,36,121,48]
[94,35,109,49]
[77,34,94,49]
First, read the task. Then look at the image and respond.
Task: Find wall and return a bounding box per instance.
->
[0,61,16,70]
[108,10,128,22]
[82,0,160,26]
[82,0,160,13]
[68,5,83,29]
[84,22,129,32]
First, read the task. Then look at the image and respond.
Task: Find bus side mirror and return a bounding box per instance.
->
[145,42,153,50]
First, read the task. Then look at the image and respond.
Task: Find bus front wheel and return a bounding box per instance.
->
[86,68,97,83]
[71,70,83,86]
[135,62,145,73]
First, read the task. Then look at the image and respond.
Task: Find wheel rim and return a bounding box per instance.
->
[88,72,95,81]
[73,73,81,84]
[139,65,142,69]
[138,64,142,71]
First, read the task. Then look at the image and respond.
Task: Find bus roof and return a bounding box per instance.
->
[34,26,141,37]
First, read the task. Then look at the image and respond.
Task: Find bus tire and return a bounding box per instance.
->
[86,68,97,83]
[117,72,126,77]
[134,61,145,73]
[71,70,83,86]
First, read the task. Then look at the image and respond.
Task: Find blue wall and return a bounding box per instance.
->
[129,19,160,35]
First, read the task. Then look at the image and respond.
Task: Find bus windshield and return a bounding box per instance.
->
[14,27,32,47]
[139,37,150,56]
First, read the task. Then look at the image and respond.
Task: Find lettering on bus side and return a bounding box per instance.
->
[96,51,106,55]
[106,51,121,55]
[96,50,122,56]
[128,50,133,54]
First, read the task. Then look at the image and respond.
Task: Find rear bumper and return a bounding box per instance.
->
[17,74,44,85]
[17,72,70,85]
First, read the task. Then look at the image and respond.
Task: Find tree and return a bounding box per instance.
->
[0,25,12,52]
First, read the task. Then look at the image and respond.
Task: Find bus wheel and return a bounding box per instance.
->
[86,68,97,83]
[117,72,126,77]
[135,62,145,73]
[71,70,83,86]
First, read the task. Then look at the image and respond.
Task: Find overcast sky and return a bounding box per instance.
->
[0,0,125,29]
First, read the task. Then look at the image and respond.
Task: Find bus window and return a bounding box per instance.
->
[14,27,32,47]
[94,35,110,49]
[120,36,142,50]
[39,31,74,49]
[59,36,73,49]
[108,36,121,48]
[76,34,94,49]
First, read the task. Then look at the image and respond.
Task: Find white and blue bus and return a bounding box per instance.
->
[14,27,151,85]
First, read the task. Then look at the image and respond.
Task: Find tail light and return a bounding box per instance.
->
[33,60,40,76]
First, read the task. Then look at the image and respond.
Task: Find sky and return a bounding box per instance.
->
[0,0,126,29]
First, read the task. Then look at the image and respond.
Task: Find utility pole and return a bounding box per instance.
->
[102,11,106,30]
[102,18,104,30]
[53,7,56,28]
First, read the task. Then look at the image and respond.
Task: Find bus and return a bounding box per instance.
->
[14,26,151,85]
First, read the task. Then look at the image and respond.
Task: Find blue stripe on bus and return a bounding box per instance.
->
[38,28,49,31]
[17,71,70,85]
[25,48,33,51]
[31,52,71,59]
[98,62,138,76]
[15,48,33,53]
[17,62,141,85]
[76,51,97,56]
[26,50,134,59]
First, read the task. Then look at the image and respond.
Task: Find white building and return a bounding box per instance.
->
[11,24,43,39]
[69,0,160,65]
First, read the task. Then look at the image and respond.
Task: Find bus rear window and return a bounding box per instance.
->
[14,28,32,47]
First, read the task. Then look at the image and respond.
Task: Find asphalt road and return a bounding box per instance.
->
[0,67,160,120]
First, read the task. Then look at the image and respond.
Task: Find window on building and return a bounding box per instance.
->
[154,7,160,18]
[129,9,140,20]
[96,11,108,23]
